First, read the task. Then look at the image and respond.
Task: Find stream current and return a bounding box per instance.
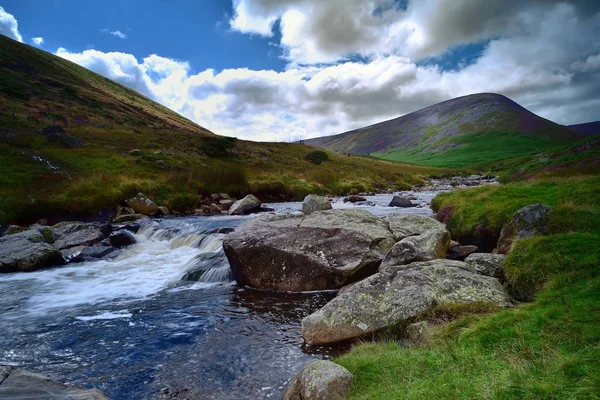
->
[0,191,440,399]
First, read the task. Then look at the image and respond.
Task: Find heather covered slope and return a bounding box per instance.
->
[305,93,583,168]
[0,35,441,224]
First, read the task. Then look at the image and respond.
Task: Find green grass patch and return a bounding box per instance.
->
[337,175,600,399]
[377,131,565,170]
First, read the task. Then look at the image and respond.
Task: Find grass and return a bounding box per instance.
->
[336,175,600,400]
[0,35,445,224]
[377,131,567,170]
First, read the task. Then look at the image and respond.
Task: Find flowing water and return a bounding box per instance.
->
[0,191,440,399]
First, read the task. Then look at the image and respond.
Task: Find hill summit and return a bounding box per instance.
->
[305,93,580,156]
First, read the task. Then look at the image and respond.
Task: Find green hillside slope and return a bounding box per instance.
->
[0,35,441,224]
[306,93,584,169]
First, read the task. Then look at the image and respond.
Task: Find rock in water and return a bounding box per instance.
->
[223,209,395,291]
[302,194,332,215]
[380,227,451,268]
[465,253,506,279]
[284,360,353,400]
[51,222,106,250]
[302,259,511,344]
[497,203,551,254]
[0,230,64,273]
[126,192,159,216]
[0,365,108,399]
[109,230,137,248]
[388,195,416,207]
[343,195,366,203]
[228,194,262,215]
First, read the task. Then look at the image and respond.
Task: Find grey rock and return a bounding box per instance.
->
[60,245,88,263]
[113,214,148,224]
[3,225,28,236]
[284,360,353,400]
[39,125,84,148]
[53,226,105,250]
[302,194,332,215]
[126,192,159,216]
[72,246,119,263]
[109,230,137,248]
[389,195,416,208]
[446,244,479,261]
[386,214,446,241]
[380,227,451,269]
[219,199,234,211]
[497,204,552,254]
[209,203,223,215]
[223,209,395,291]
[406,321,430,342]
[157,206,170,216]
[0,365,107,399]
[302,259,511,344]
[343,195,366,203]
[0,230,64,273]
[228,194,262,215]
[465,253,507,279]
[116,206,135,218]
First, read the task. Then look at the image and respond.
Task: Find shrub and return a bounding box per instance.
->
[305,150,329,165]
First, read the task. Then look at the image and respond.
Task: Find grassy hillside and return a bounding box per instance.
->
[306,93,580,155]
[337,175,600,399]
[0,35,442,224]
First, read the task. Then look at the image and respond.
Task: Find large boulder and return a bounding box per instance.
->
[284,360,353,400]
[380,227,451,269]
[0,365,107,399]
[497,204,552,254]
[228,194,262,215]
[302,259,511,344]
[223,209,396,291]
[386,214,446,241]
[302,194,332,215]
[126,192,159,216]
[388,195,415,208]
[109,230,137,248]
[0,230,64,273]
[465,253,507,279]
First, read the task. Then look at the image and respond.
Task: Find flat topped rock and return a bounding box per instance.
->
[223,209,395,291]
[0,365,108,399]
[0,230,64,273]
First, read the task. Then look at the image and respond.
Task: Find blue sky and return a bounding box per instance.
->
[1,1,599,141]
[2,0,286,73]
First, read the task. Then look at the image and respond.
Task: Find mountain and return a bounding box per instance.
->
[305,93,583,168]
[0,35,438,224]
[568,121,600,136]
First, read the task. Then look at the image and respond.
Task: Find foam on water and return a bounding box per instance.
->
[3,223,233,315]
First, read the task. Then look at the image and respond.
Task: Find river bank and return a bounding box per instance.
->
[0,176,498,399]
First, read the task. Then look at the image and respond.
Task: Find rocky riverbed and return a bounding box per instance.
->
[0,176,502,399]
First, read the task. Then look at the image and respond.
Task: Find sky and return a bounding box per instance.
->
[1,0,600,142]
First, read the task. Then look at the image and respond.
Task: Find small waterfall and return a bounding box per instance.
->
[139,221,233,283]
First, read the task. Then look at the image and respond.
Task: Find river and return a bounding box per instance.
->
[0,191,440,399]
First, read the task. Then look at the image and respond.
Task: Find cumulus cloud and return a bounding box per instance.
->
[31,37,44,47]
[54,1,600,141]
[100,29,127,39]
[0,6,22,42]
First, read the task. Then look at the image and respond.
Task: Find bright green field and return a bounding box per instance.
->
[376,131,565,169]
[337,175,600,400]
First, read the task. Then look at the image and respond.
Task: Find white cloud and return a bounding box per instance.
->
[54,1,600,141]
[100,29,127,39]
[0,6,22,42]
[571,53,600,72]
[31,37,44,47]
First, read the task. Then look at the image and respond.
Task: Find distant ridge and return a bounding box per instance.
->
[305,93,581,155]
[568,121,600,136]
